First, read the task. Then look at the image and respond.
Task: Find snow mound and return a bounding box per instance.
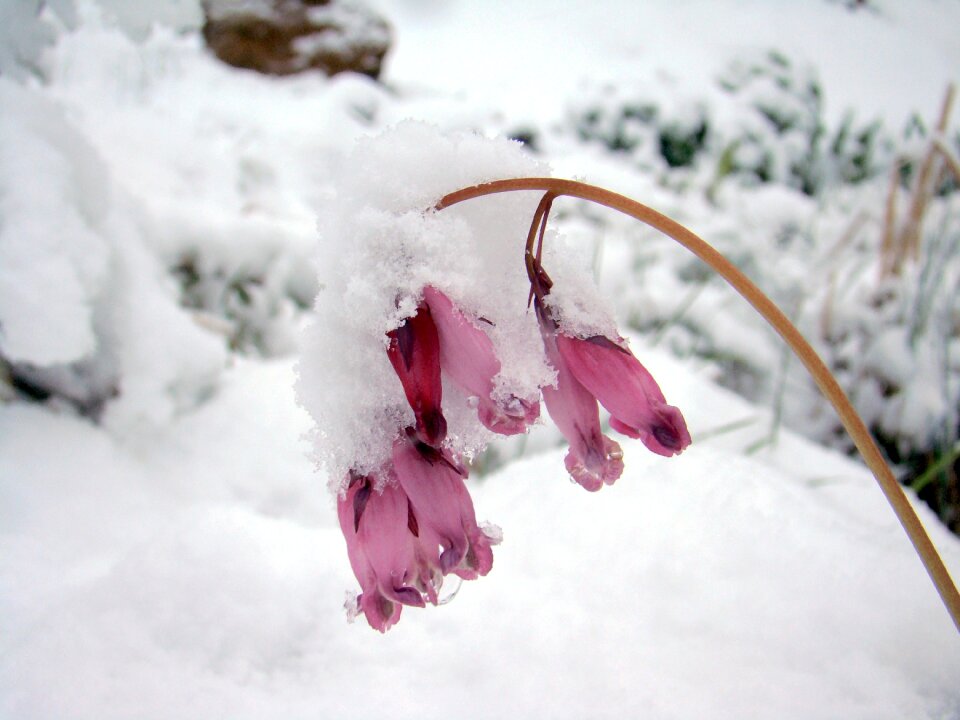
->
[296,123,561,485]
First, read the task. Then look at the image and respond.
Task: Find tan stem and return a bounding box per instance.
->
[933,138,960,184]
[899,84,955,268]
[879,159,901,278]
[436,176,960,632]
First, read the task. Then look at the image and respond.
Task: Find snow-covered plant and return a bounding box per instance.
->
[0,0,76,80]
[561,68,959,538]
[822,85,960,530]
[1,3,321,422]
[567,50,891,195]
[298,124,960,634]
[296,125,690,631]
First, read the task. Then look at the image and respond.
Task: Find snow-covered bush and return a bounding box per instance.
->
[791,128,960,530]
[568,50,892,196]
[0,0,330,425]
[0,0,76,80]
[0,78,227,427]
[0,0,202,82]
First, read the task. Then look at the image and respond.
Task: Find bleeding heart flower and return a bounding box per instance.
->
[556,333,691,457]
[535,300,625,491]
[386,302,447,447]
[337,469,433,633]
[423,285,539,436]
[393,429,496,580]
[338,432,498,632]
[531,256,689,490]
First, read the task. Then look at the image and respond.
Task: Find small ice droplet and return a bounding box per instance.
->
[344,590,360,623]
[466,395,480,409]
[438,576,463,605]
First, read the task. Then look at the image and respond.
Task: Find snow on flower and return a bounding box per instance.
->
[423,285,541,436]
[297,123,689,630]
[531,252,689,490]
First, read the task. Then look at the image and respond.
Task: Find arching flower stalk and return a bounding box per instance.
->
[434,177,960,634]
[336,175,959,634]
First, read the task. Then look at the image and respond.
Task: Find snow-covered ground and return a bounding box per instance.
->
[4,350,960,719]
[2,1,959,718]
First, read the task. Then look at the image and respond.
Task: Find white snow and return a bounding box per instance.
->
[3,354,959,719]
[2,0,959,718]
[0,81,108,365]
[296,123,560,483]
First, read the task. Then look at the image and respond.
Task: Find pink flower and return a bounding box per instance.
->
[338,434,496,632]
[536,303,625,491]
[337,469,436,633]
[532,264,690,489]
[343,252,690,632]
[386,302,447,447]
[422,286,539,436]
[393,430,495,580]
[556,334,691,457]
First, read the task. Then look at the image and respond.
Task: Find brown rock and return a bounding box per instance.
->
[202,0,390,78]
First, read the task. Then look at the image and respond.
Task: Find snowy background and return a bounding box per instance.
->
[2,0,960,718]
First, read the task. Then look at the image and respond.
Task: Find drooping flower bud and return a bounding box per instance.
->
[337,470,431,633]
[531,254,689,490]
[536,302,625,491]
[556,334,691,457]
[386,302,447,447]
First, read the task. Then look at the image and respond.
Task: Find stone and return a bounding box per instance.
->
[202,0,390,78]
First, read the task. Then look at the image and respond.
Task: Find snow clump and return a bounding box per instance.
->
[296,122,566,487]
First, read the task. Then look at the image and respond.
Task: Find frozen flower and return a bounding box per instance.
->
[531,258,690,489]
[386,302,447,447]
[393,429,496,580]
[338,433,496,632]
[556,333,691,457]
[334,192,691,632]
[337,468,436,633]
[423,285,540,436]
[536,300,625,491]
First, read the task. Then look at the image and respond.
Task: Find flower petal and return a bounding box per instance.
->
[423,285,539,436]
[337,471,429,632]
[539,316,625,491]
[357,589,402,633]
[386,303,447,447]
[557,334,691,457]
[392,434,494,579]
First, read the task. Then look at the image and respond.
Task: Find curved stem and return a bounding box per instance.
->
[436,177,960,632]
